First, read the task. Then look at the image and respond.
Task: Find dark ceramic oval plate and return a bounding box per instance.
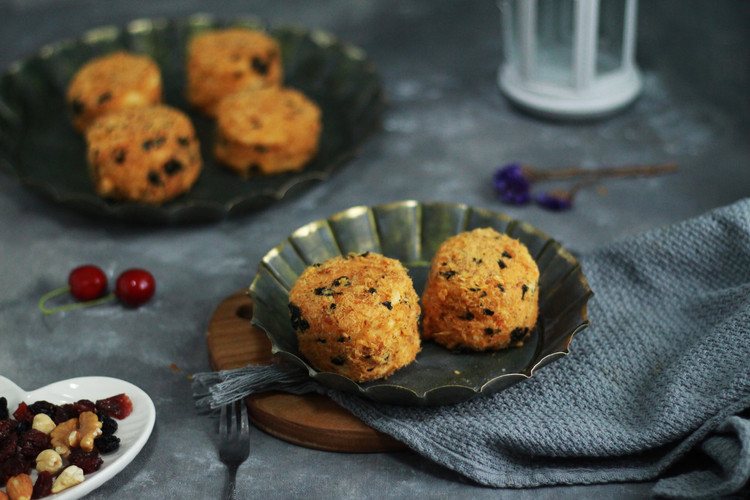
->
[0,14,384,224]
[248,201,593,406]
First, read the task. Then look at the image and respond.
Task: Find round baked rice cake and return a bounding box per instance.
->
[214,86,322,176]
[66,51,162,133]
[85,105,202,204]
[288,252,421,382]
[186,28,283,117]
[421,227,540,351]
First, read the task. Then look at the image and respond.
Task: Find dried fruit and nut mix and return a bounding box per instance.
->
[0,393,132,499]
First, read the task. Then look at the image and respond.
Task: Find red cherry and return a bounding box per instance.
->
[68,265,108,301]
[115,268,155,307]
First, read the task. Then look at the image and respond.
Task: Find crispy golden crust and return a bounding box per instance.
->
[66,51,162,133]
[213,86,321,176]
[186,28,283,116]
[288,252,421,382]
[85,105,202,204]
[421,228,539,351]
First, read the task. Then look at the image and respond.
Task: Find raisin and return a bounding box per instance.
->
[178,137,190,146]
[98,413,118,436]
[0,397,8,420]
[68,448,103,474]
[18,429,50,460]
[53,404,78,424]
[251,56,269,75]
[32,470,53,499]
[147,170,163,186]
[112,148,126,164]
[94,434,120,454]
[330,356,345,366]
[97,92,112,104]
[28,401,57,419]
[95,394,133,420]
[381,301,392,310]
[163,159,183,176]
[70,99,84,115]
[439,270,457,280]
[497,260,507,269]
[13,402,33,422]
[483,309,494,316]
[142,137,165,151]
[521,284,528,300]
[288,303,309,332]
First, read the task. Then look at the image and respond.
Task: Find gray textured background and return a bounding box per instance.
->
[1,1,748,498]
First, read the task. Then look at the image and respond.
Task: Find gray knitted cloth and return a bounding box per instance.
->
[194,199,750,498]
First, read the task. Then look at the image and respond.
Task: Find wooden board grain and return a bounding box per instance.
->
[206,290,405,453]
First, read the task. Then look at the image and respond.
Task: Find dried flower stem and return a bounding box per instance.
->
[522,162,678,183]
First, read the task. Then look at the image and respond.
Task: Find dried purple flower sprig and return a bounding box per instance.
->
[493,162,678,211]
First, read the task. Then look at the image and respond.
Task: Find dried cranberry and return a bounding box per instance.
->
[18,429,50,460]
[68,448,103,474]
[95,393,133,420]
[12,402,33,422]
[0,419,18,440]
[73,399,97,414]
[32,470,53,499]
[94,434,120,454]
[0,433,18,462]
[68,265,108,301]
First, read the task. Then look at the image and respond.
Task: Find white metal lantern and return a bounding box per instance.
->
[498,0,642,119]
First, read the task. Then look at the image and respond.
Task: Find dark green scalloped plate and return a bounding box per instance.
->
[248,201,593,405]
[0,14,384,224]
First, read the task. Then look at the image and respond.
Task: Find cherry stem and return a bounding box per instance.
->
[522,162,679,183]
[38,286,116,315]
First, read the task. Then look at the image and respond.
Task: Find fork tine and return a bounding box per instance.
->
[239,400,249,438]
[219,403,228,436]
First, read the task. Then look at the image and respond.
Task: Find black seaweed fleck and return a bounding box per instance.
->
[71,99,85,115]
[112,149,126,164]
[439,270,457,280]
[251,56,269,75]
[178,137,190,147]
[483,309,494,316]
[469,287,481,292]
[521,284,528,300]
[331,356,345,366]
[367,288,377,294]
[329,304,336,310]
[289,303,309,332]
[497,260,507,270]
[147,171,162,186]
[97,92,111,104]
[480,291,488,298]
[484,328,495,336]
[502,251,512,259]
[332,276,351,287]
[314,287,341,296]
[163,159,184,176]
[381,301,393,310]
[316,338,327,343]
[510,327,529,343]
[497,284,505,292]
[142,137,166,151]
[458,311,475,321]
[337,337,348,343]
[472,258,483,264]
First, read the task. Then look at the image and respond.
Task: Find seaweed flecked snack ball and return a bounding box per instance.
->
[421,227,540,351]
[288,252,421,382]
[186,28,283,117]
[66,51,162,133]
[85,105,201,204]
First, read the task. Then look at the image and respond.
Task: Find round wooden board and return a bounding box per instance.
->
[206,290,406,453]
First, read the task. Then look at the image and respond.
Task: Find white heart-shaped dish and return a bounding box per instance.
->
[0,376,155,499]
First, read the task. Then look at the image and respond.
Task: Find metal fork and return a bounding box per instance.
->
[218,400,250,500]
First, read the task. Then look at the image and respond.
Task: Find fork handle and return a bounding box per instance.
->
[225,465,238,500]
